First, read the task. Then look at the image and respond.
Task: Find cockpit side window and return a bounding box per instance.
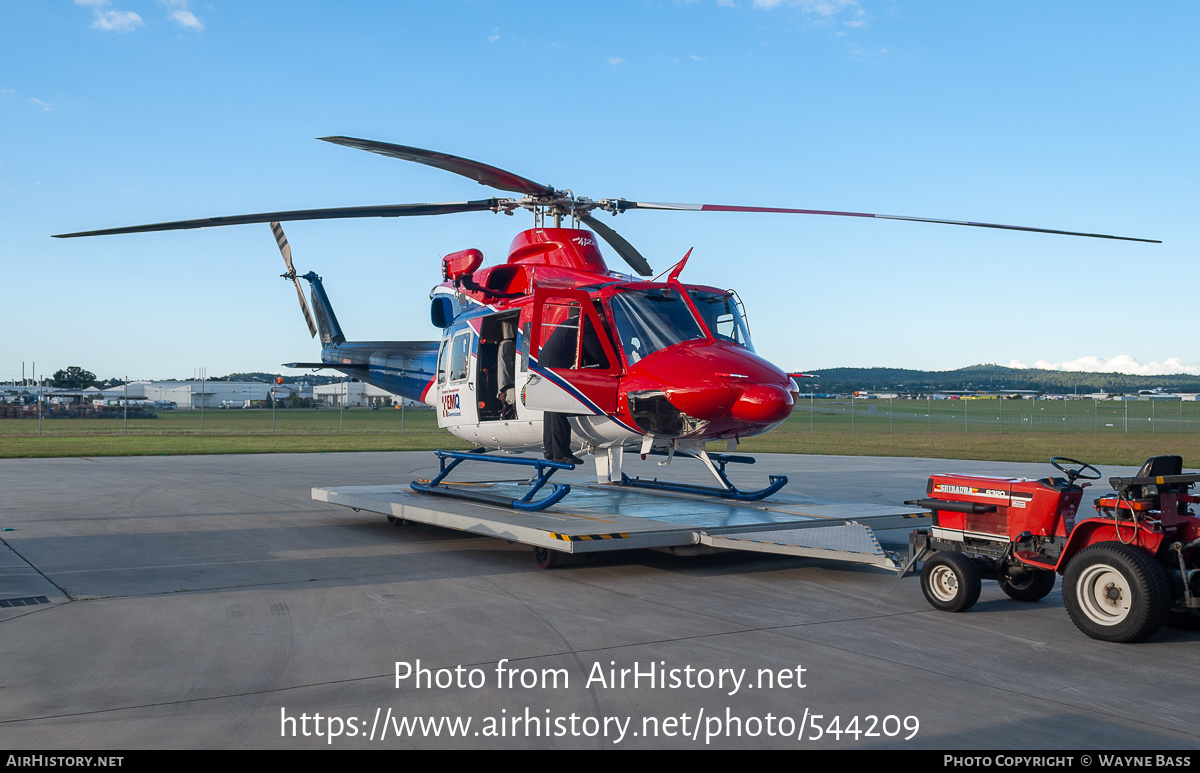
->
[690,290,755,352]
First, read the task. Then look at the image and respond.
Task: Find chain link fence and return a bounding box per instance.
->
[793,396,1199,435]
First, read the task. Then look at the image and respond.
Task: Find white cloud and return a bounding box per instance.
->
[690,54,706,62]
[607,57,625,65]
[1007,356,1200,377]
[169,10,204,31]
[157,0,204,31]
[92,9,143,32]
[29,97,53,112]
[77,1,142,32]
[752,0,860,15]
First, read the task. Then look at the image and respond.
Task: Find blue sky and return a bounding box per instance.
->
[2,1,1195,382]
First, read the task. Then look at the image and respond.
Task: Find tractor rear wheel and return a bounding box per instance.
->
[999,568,1056,602]
[920,551,981,613]
[1063,543,1168,643]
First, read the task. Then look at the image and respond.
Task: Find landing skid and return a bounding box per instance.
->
[620,448,788,501]
[410,449,575,512]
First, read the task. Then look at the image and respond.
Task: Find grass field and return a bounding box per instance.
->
[2,399,1198,466]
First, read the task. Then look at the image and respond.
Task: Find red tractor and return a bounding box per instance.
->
[907,456,1200,643]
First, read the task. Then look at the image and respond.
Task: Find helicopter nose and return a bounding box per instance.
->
[729,384,794,424]
[660,384,740,422]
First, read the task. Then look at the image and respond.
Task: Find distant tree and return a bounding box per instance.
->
[52,366,97,390]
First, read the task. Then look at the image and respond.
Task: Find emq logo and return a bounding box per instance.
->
[441,392,461,417]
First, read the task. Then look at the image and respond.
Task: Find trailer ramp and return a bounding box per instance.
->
[701,521,899,570]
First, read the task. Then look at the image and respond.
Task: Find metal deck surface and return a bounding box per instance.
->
[312,479,928,560]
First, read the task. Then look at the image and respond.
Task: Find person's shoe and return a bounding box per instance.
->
[554,453,584,465]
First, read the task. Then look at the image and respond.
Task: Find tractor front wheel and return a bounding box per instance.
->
[1062,543,1168,643]
[999,568,1056,602]
[920,551,981,613]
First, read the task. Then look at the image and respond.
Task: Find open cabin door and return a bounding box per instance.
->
[525,287,620,415]
[434,326,479,428]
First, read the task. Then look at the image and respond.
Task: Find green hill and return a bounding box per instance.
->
[803,364,1200,395]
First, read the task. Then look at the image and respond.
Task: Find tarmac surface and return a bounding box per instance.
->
[2,451,1198,750]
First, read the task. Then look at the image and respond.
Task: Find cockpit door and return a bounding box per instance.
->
[525,288,620,415]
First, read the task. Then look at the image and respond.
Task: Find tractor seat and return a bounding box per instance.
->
[1136,455,1183,479]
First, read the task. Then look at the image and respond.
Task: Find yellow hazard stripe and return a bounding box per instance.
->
[549,532,629,542]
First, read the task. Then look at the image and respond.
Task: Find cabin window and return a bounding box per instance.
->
[437,339,451,384]
[520,322,530,373]
[449,331,471,382]
[538,301,581,369]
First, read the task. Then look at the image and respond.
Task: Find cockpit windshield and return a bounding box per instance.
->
[609,288,706,364]
[690,290,755,352]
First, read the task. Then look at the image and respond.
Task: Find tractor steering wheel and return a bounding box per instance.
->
[1050,457,1101,488]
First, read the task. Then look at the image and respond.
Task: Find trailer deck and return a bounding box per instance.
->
[313,480,928,571]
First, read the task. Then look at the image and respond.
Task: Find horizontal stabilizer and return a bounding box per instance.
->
[282,362,335,369]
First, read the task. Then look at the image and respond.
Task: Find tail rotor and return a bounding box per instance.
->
[271,221,318,338]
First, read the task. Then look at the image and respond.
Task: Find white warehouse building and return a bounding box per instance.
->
[97,381,306,409]
[313,381,415,408]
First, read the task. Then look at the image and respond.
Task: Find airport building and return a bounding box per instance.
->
[313,381,417,408]
[92,381,307,409]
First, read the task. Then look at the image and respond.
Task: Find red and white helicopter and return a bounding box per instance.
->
[56,137,1158,510]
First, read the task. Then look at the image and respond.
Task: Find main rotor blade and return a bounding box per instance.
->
[611,201,1161,244]
[320,136,555,197]
[580,214,653,276]
[53,200,502,238]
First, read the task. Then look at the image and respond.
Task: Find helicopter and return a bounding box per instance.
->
[55,137,1160,509]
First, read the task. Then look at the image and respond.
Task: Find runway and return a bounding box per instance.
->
[2,452,1198,749]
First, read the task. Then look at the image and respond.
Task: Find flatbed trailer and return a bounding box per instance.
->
[313,479,928,571]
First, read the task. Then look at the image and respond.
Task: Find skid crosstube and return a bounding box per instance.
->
[620,449,788,501]
[410,449,575,512]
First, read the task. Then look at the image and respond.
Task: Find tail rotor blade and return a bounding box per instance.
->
[271,221,296,273]
[271,222,318,338]
[293,276,318,338]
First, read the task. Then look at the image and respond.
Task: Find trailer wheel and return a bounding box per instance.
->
[999,568,1056,602]
[533,547,561,569]
[920,552,981,613]
[1063,543,1168,643]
